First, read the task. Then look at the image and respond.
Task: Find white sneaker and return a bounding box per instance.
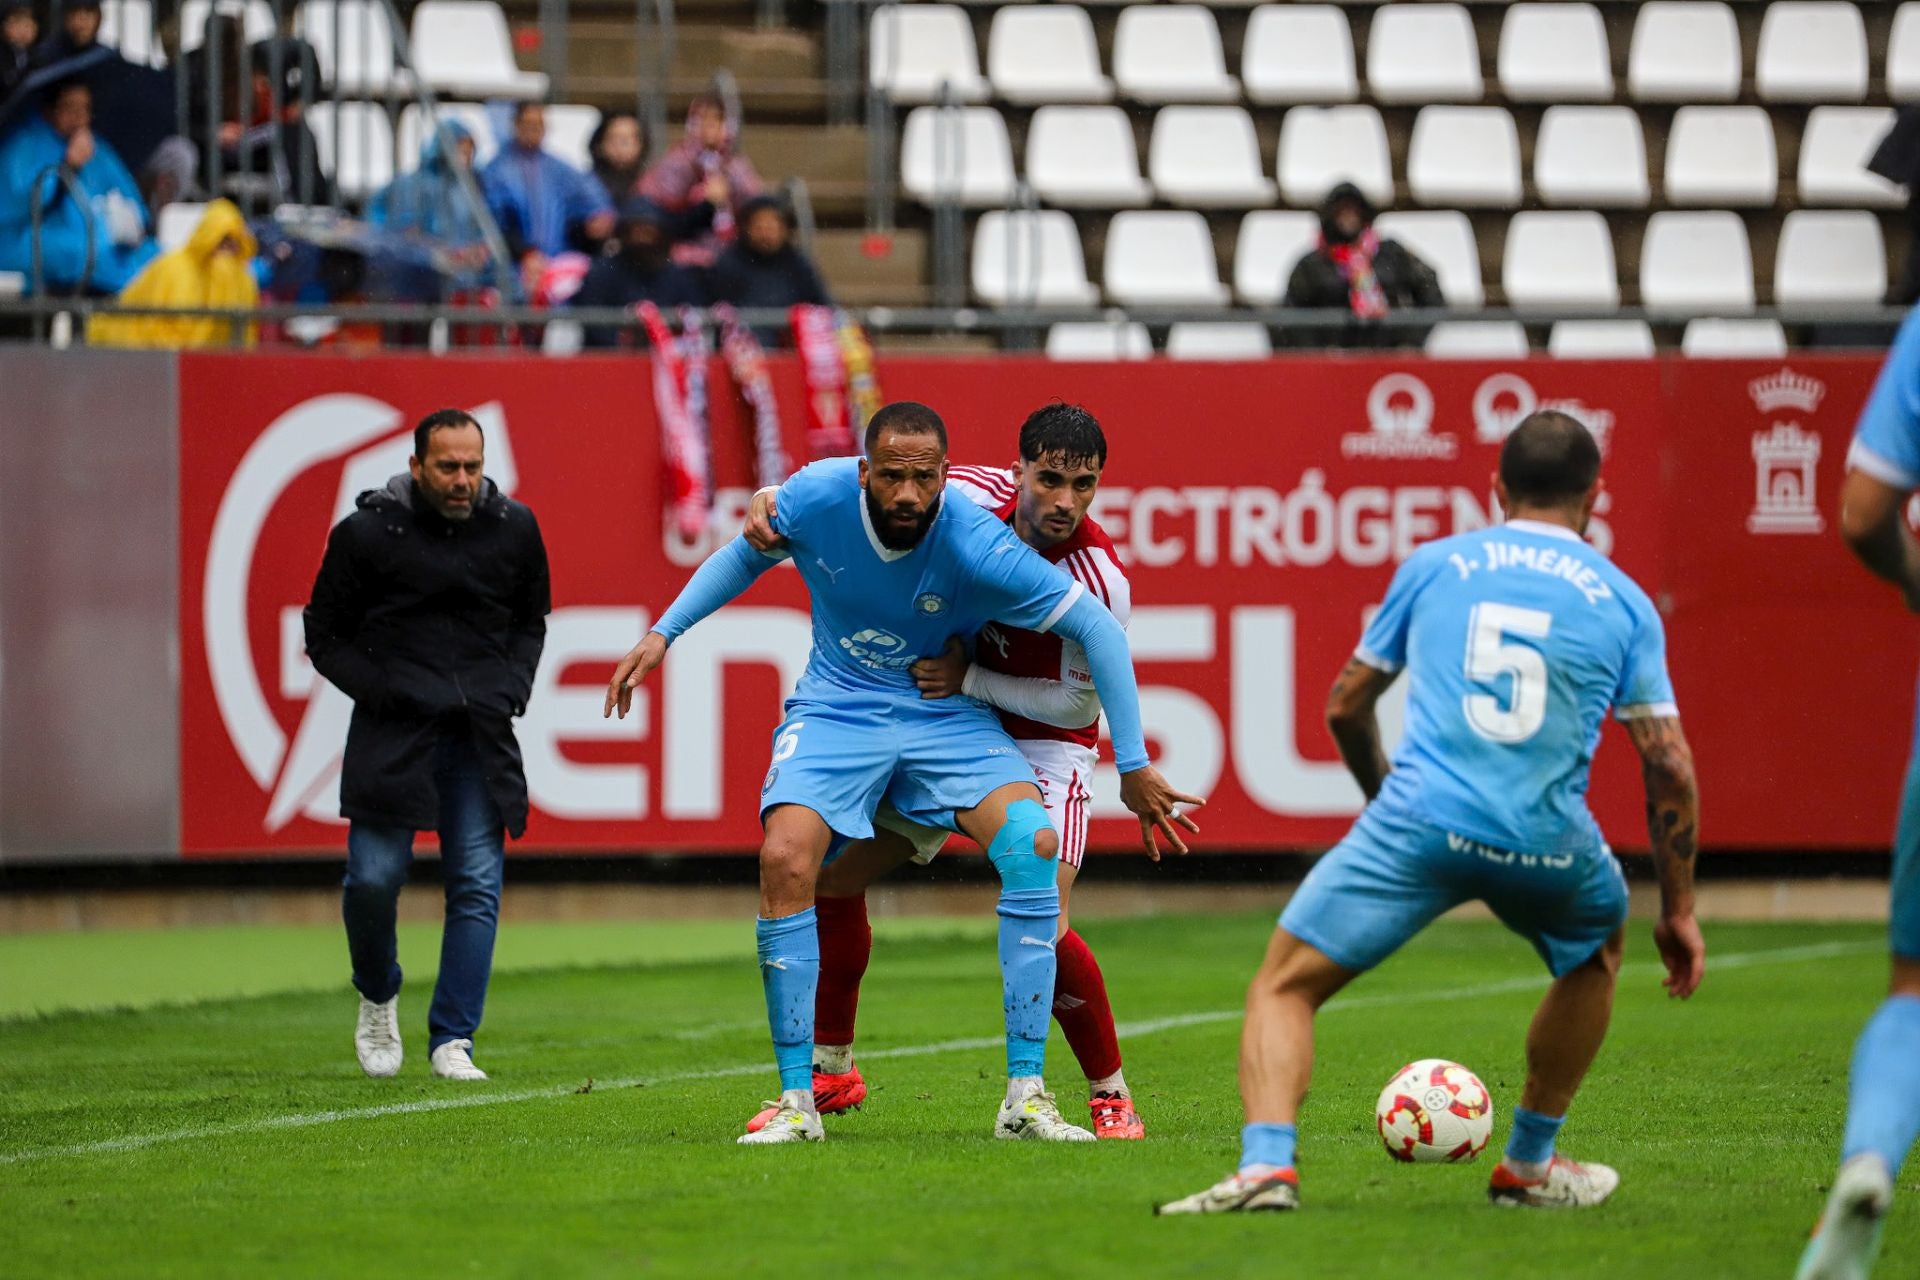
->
[429,1038,488,1081]
[1487,1154,1620,1208]
[1156,1167,1300,1215]
[738,1092,825,1145]
[354,996,402,1078]
[1796,1154,1893,1280]
[994,1081,1096,1142]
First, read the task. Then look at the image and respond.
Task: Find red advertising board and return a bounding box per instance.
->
[176,350,1914,857]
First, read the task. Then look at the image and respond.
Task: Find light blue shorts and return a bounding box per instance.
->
[1891,707,1920,960]
[758,692,1037,842]
[1279,805,1629,978]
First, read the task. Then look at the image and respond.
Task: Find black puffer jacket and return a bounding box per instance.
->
[1284,181,1445,313]
[303,474,550,836]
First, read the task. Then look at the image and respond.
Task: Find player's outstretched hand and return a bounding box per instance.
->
[911,637,968,699]
[1653,912,1705,1000]
[604,632,669,720]
[1118,767,1205,861]
[744,487,786,553]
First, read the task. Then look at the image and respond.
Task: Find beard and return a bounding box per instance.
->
[865,485,939,550]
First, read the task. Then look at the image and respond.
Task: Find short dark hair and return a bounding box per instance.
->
[414,409,483,459]
[42,76,87,112]
[864,401,947,454]
[513,100,545,124]
[1498,410,1601,506]
[1018,402,1107,471]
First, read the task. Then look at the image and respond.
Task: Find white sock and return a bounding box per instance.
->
[1089,1069,1129,1098]
[814,1043,854,1074]
[1006,1075,1044,1105]
[781,1087,817,1116]
[1501,1156,1549,1180]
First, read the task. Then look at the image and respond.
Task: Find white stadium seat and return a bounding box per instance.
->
[1799,108,1905,207]
[300,0,411,95]
[1681,318,1790,357]
[1276,105,1391,208]
[987,7,1111,105]
[1406,107,1521,208]
[1498,3,1612,102]
[1047,322,1152,360]
[1025,106,1152,208]
[308,101,396,200]
[1112,7,1238,103]
[99,0,164,67]
[1166,323,1273,359]
[410,0,547,100]
[1243,5,1357,105]
[1149,107,1278,207]
[1664,107,1779,207]
[1103,210,1230,306]
[1629,2,1740,102]
[1640,211,1755,312]
[1548,321,1657,358]
[900,107,1015,207]
[1774,210,1887,304]
[156,202,208,253]
[971,210,1101,307]
[178,0,277,53]
[1425,321,1530,358]
[869,4,989,105]
[542,105,601,173]
[1756,1,1868,102]
[1502,212,1619,310]
[397,102,497,174]
[1533,107,1649,208]
[1895,5,1920,101]
[1234,209,1321,305]
[1373,210,1483,307]
[1366,3,1482,104]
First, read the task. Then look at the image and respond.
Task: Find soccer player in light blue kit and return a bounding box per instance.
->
[1160,411,1705,1215]
[604,401,1201,1145]
[1799,308,1920,1279]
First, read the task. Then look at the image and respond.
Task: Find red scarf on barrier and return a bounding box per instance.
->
[791,304,861,461]
[639,302,713,539]
[1325,228,1389,320]
[714,304,790,490]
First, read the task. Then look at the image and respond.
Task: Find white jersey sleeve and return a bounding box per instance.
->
[946,464,1019,511]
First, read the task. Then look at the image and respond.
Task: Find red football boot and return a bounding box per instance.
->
[746,1062,869,1133]
[1088,1091,1146,1139]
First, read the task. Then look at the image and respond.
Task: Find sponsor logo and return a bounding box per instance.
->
[915,592,948,616]
[1749,367,1826,415]
[1343,374,1457,460]
[839,628,914,670]
[1749,423,1825,535]
[1472,374,1615,454]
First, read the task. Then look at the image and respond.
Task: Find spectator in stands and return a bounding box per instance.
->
[482,100,614,298]
[0,77,157,294]
[587,110,645,209]
[709,193,829,344]
[89,197,258,348]
[183,13,330,209]
[2,0,36,100]
[139,134,198,223]
[1285,181,1442,343]
[370,118,492,277]
[1871,108,1920,306]
[568,195,704,348]
[33,0,173,176]
[639,94,764,269]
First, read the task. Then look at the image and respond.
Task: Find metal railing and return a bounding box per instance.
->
[28,165,96,339]
[637,0,674,150]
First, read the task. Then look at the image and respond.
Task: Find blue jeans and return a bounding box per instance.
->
[343,728,506,1052]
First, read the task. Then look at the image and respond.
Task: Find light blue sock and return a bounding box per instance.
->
[997,885,1059,1079]
[757,909,819,1094]
[1240,1122,1297,1171]
[1841,993,1920,1176]
[1504,1106,1566,1167]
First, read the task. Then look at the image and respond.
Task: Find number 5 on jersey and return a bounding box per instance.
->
[1463,603,1553,744]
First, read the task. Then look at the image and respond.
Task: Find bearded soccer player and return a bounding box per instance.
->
[741,403,1147,1139]
[605,401,1202,1144]
[1159,411,1705,1215]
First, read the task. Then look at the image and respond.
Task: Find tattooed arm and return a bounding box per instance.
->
[1326,657,1400,801]
[1627,714,1705,999]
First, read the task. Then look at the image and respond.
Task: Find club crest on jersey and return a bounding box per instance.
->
[915,592,947,616]
[762,767,779,794]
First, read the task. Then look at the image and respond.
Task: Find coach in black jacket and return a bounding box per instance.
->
[304,408,550,1084]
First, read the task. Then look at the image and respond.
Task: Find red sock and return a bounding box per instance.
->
[1053,928,1123,1083]
[813,893,871,1048]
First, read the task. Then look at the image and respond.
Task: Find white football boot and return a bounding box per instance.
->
[429,1038,489,1081]
[1156,1167,1300,1215]
[994,1080,1096,1142]
[738,1091,825,1144]
[1487,1154,1620,1208]
[353,996,402,1078]
[1796,1154,1893,1280]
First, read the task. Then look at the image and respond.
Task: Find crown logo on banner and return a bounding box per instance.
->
[1748,367,1827,415]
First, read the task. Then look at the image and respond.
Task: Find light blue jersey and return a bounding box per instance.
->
[1357,519,1677,857]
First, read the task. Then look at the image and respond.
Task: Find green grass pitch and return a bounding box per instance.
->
[0,912,1908,1278]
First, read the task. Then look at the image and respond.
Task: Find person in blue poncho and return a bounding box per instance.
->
[481,101,612,296]
[0,77,156,294]
[369,118,494,282]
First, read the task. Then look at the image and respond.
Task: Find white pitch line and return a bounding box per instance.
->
[0,938,1879,1168]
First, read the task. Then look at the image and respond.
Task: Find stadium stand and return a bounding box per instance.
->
[1165,320,1272,359]
[1026,106,1151,208]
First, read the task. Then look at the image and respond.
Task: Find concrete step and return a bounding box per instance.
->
[566,22,817,85]
[810,227,925,306]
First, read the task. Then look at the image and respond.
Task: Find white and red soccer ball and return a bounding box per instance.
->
[1374,1059,1494,1163]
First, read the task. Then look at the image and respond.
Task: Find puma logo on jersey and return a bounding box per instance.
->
[979,624,1011,659]
[814,558,846,583]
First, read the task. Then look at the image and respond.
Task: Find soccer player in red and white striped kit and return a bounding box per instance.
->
[742,402,1151,1138]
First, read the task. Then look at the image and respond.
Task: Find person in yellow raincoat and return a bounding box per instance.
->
[90,199,259,348]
